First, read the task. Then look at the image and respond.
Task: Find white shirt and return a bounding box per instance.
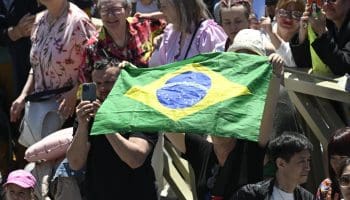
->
[271,186,294,200]
[263,23,297,67]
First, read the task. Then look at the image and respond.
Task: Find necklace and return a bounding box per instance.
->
[47,1,69,28]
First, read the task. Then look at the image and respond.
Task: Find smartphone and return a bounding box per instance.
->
[252,0,265,21]
[307,0,322,18]
[307,0,322,6]
[81,83,97,102]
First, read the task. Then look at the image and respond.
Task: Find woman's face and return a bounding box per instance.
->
[5,184,32,200]
[322,0,350,23]
[221,5,250,41]
[159,0,178,25]
[339,164,350,200]
[276,3,302,38]
[99,0,129,31]
[330,154,349,176]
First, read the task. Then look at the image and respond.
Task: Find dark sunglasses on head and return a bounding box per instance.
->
[339,174,350,187]
[277,9,302,20]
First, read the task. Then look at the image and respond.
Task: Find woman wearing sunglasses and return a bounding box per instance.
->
[291,0,350,76]
[339,159,350,200]
[260,0,305,67]
[315,127,350,200]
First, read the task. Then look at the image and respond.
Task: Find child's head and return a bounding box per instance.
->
[3,170,36,200]
[220,0,251,42]
[227,29,266,56]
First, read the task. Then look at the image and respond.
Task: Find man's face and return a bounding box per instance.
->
[92,66,121,101]
[279,149,311,185]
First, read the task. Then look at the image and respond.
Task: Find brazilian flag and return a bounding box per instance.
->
[91,52,272,141]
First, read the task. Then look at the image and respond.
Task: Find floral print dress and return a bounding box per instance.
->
[30,2,97,93]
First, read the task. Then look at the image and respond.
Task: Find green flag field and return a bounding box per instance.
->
[91,52,272,141]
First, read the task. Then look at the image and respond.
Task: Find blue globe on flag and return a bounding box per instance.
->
[156,71,212,109]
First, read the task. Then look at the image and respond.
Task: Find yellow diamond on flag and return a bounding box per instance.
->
[125,63,251,121]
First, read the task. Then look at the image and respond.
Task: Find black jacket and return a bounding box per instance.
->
[0,0,39,46]
[0,0,41,94]
[290,11,350,76]
[230,178,314,200]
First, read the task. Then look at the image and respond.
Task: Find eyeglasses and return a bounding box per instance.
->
[339,174,350,187]
[100,6,124,17]
[277,9,303,20]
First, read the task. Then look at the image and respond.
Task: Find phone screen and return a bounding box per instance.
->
[252,0,265,21]
[81,83,97,102]
[307,0,322,7]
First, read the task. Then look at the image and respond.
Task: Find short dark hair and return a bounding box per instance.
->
[93,58,119,70]
[268,132,313,164]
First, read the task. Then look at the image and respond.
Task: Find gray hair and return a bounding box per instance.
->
[167,0,210,34]
[97,0,131,11]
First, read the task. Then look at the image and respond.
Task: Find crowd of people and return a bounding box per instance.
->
[0,0,350,199]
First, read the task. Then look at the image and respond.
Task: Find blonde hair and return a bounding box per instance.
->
[276,0,305,12]
[168,0,210,34]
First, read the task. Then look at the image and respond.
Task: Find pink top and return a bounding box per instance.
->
[149,19,227,66]
[30,3,97,92]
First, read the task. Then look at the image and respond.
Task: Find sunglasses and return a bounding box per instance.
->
[339,174,350,187]
[277,9,302,20]
[100,6,124,17]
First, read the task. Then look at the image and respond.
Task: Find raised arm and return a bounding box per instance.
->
[66,101,97,170]
[165,132,186,154]
[105,133,155,169]
[258,53,284,147]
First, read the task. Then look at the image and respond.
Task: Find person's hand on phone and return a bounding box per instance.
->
[298,4,311,44]
[76,100,101,125]
[249,14,261,30]
[260,17,273,35]
[309,8,327,37]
